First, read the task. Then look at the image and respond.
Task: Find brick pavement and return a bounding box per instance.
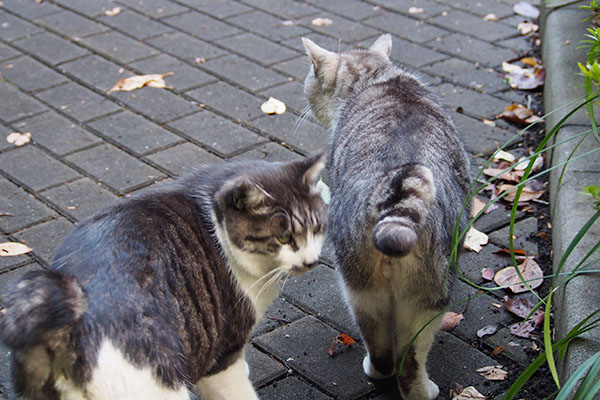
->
[0,0,547,399]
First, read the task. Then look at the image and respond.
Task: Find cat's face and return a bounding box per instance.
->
[302,34,393,128]
[213,155,327,278]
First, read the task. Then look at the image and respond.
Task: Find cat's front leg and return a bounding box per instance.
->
[195,351,258,400]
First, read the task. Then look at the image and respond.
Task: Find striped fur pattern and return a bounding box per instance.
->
[302,34,471,400]
[0,155,326,400]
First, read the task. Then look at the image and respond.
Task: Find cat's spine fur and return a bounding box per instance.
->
[371,164,435,257]
[0,269,86,350]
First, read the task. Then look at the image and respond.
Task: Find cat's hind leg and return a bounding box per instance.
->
[195,351,258,400]
[344,286,396,380]
[394,310,440,400]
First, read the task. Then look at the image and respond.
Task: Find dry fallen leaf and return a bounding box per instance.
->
[6,132,31,146]
[509,312,544,338]
[483,13,498,21]
[441,311,464,331]
[513,1,540,19]
[476,365,508,381]
[498,181,546,202]
[476,324,498,338]
[494,258,543,293]
[514,155,543,172]
[482,118,496,127]
[481,267,495,281]
[261,97,286,115]
[472,197,486,217]
[496,103,543,124]
[518,21,538,35]
[504,297,536,318]
[493,150,516,163]
[104,6,121,16]
[521,57,541,68]
[107,72,174,94]
[0,242,33,257]
[452,386,487,400]
[408,7,425,14]
[328,332,357,357]
[491,346,505,355]
[463,226,489,253]
[311,17,333,26]
[483,167,524,183]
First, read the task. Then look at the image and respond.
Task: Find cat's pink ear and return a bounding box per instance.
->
[369,34,392,58]
[302,37,337,72]
[233,180,271,210]
[301,153,326,186]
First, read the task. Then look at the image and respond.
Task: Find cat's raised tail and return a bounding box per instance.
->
[371,163,436,257]
[0,269,86,349]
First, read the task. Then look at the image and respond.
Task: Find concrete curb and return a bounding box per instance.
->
[542,3,600,386]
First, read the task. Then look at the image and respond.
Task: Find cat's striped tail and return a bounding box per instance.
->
[371,163,436,257]
[0,270,86,349]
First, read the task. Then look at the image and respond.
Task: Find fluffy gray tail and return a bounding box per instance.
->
[0,270,86,349]
[371,163,436,257]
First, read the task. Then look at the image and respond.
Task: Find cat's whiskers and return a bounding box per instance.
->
[293,105,314,137]
[254,267,286,303]
[232,266,284,309]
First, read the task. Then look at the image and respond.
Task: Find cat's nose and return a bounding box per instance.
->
[303,261,318,269]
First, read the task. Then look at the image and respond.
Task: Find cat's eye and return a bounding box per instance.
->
[314,224,323,233]
[276,233,292,244]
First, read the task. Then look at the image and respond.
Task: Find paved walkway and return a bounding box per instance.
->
[0,1,558,399]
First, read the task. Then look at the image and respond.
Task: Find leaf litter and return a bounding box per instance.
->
[494,257,543,293]
[0,242,32,256]
[328,333,357,357]
[463,226,489,253]
[441,311,464,331]
[451,386,487,399]
[107,72,174,94]
[6,132,31,146]
[476,365,508,381]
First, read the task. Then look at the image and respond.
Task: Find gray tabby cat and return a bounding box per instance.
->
[302,34,471,400]
[0,155,326,400]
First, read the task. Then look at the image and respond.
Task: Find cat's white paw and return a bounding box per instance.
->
[244,361,250,377]
[362,354,395,380]
[424,378,439,400]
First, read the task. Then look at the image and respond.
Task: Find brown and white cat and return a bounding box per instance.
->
[302,34,471,399]
[0,155,326,400]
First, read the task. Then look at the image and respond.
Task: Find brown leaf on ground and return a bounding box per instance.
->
[472,197,486,217]
[441,311,464,331]
[311,17,333,26]
[498,181,546,202]
[107,72,174,94]
[493,248,528,258]
[452,386,487,399]
[504,297,536,318]
[518,21,539,35]
[0,242,33,257]
[493,258,543,293]
[463,227,489,253]
[328,333,358,357]
[476,324,498,338]
[483,168,524,183]
[496,103,543,124]
[481,268,495,281]
[491,346,505,355]
[476,365,508,381]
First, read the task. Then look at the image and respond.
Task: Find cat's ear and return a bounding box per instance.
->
[300,153,326,186]
[232,180,271,210]
[302,37,338,75]
[369,34,392,58]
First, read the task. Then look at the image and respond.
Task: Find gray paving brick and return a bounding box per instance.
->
[422,58,507,94]
[187,82,265,121]
[0,124,14,152]
[282,264,358,337]
[309,0,382,20]
[202,54,289,92]
[59,54,133,93]
[252,297,306,337]
[168,111,267,156]
[88,110,182,155]
[178,0,252,18]
[227,11,311,41]
[452,113,519,155]
[457,242,511,284]
[482,326,531,365]
[430,9,515,42]
[146,142,223,176]
[16,111,99,156]
[35,10,109,38]
[52,0,117,17]
[390,37,447,68]
[65,143,165,193]
[216,33,300,66]
[241,0,320,19]
[0,42,20,62]
[0,81,46,122]
[0,177,54,234]
[0,55,67,92]
[298,12,381,42]
[427,32,517,68]
[0,262,43,303]
[114,0,189,18]
[442,0,516,18]
[147,31,227,63]
[13,32,89,66]
[260,81,305,114]
[40,178,119,221]
[365,13,449,43]
[13,217,74,264]
[98,9,172,39]
[273,57,310,82]
[129,54,217,92]
[258,376,332,400]
[246,345,287,387]
[488,216,539,256]
[162,11,241,41]
[369,0,450,19]
[435,82,510,121]
[253,316,374,399]
[0,0,62,18]
[232,142,303,163]
[35,82,120,122]
[80,31,160,63]
[497,35,533,54]
[0,12,43,41]
[0,146,80,191]
[109,87,199,124]
[248,112,328,155]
